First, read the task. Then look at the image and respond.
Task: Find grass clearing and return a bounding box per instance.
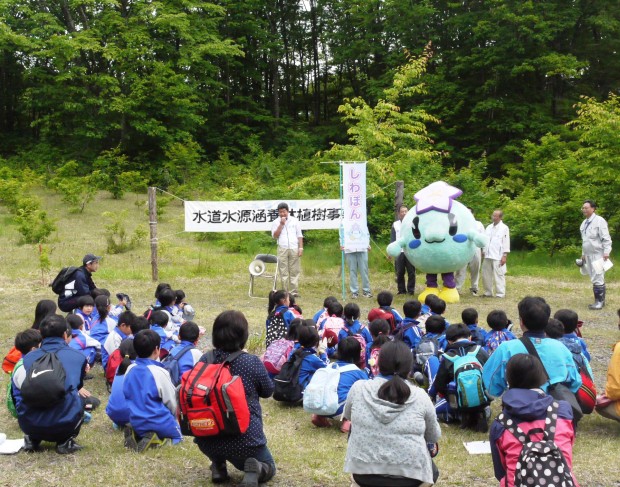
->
[1,189,619,486]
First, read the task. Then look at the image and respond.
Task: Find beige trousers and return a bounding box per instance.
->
[277,246,300,292]
[482,258,506,297]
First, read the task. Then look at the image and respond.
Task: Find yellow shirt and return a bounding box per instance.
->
[605,341,620,415]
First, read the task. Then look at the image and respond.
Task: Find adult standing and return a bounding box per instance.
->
[58,253,100,312]
[340,246,372,300]
[482,210,510,298]
[455,208,485,296]
[391,205,416,295]
[271,202,303,297]
[579,199,612,310]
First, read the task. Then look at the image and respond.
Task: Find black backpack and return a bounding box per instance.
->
[273,349,312,403]
[50,266,79,295]
[265,312,287,348]
[20,352,67,409]
[162,345,194,387]
[497,401,575,487]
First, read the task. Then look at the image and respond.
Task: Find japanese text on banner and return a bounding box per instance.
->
[341,163,369,251]
[185,200,342,232]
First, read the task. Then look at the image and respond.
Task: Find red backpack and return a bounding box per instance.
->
[2,347,22,375]
[105,348,123,386]
[178,351,250,437]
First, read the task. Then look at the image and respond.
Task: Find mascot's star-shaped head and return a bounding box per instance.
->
[414,181,463,214]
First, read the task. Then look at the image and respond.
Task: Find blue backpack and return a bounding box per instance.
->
[162,345,194,386]
[443,346,489,410]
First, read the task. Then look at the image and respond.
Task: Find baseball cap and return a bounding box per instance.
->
[83,254,102,265]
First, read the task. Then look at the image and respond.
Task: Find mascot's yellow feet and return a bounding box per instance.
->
[418,287,440,303]
[438,287,460,304]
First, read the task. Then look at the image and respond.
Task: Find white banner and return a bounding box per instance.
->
[185,200,342,232]
[342,163,370,251]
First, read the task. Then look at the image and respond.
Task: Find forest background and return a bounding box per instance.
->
[1,0,620,251]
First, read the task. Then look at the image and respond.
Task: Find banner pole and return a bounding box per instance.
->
[340,161,346,302]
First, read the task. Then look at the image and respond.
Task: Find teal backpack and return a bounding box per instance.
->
[443,346,489,410]
[6,358,22,418]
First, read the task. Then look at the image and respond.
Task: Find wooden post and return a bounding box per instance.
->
[148,187,158,282]
[394,180,404,220]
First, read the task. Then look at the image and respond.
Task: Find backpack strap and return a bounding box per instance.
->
[519,337,551,382]
[73,336,87,350]
[172,344,195,361]
[497,400,559,445]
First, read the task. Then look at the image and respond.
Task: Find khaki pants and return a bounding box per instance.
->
[455,248,481,292]
[277,246,300,293]
[482,258,506,297]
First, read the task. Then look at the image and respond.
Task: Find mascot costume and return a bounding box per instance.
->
[387,181,488,303]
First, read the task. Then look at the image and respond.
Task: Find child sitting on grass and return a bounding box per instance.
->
[394,300,423,351]
[297,326,329,390]
[122,329,182,451]
[103,310,136,370]
[74,295,96,332]
[367,319,391,378]
[339,303,373,367]
[484,310,516,354]
[554,309,591,360]
[461,307,487,347]
[68,314,100,367]
[310,337,369,432]
[6,329,42,418]
[105,339,137,432]
[490,354,579,487]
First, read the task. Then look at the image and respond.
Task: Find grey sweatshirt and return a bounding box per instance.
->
[343,377,441,485]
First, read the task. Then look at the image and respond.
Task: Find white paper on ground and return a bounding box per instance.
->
[463,440,492,454]
[0,437,24,454]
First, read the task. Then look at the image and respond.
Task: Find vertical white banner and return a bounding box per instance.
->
[342,162,370,251]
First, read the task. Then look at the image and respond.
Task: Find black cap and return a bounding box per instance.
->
[83,254,102,265]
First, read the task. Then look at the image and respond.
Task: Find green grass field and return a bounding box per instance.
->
[1,189,619,486]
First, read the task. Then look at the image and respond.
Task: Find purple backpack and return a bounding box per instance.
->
[262,339,294,374]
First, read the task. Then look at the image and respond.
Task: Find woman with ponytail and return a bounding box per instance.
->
[343,340,441,487]
[105,339,137,431]
[89,295,115,346]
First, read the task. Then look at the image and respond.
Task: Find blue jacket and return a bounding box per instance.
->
[396,318,423,350]
[150,324,177,351]
[69,329,98,366]
[123,358,182,442]
[273,305,296,330]
[332,360,369,416]
[466,324,487,347]
[13,337,86,438]
[74,309,95,332]
[482,332,582,398]
[298,347,329,387]
[106,370,131,426]
[560,333,591,362]
[89,316,115,346]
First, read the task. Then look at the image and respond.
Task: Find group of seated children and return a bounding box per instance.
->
[6,281,617,487]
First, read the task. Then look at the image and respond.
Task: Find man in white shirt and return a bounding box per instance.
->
[580,199,612,309]
[482,210,510,298]
[455,208,485,296]
[390,205,416,295]
[271,202,303,296]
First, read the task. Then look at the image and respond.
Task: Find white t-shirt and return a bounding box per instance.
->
[392,220,405,253]
[484,221,510,260]
[271,215,303,249]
